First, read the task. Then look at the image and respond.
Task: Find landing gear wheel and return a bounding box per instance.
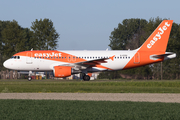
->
[28,77,32,81]
[83,75,90,81]
[28,71,32,81]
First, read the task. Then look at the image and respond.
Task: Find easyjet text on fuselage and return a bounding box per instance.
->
[34,52,62,57]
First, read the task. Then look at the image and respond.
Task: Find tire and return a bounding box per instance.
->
[28,77,32,81]
[83,75,90,81]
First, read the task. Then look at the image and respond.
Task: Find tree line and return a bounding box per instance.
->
[0,18,59,70]
[98,17,180,80]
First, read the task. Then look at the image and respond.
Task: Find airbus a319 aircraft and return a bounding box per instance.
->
[3,20,176,81]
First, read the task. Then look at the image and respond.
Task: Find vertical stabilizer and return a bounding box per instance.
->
[138,20,173,52]
[123,20,173,70]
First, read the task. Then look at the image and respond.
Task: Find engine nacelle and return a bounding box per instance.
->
[53,66,72,78]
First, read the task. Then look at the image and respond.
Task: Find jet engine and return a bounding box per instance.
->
[53,66,72,77]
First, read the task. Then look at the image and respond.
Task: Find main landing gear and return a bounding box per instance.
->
[82,73,90,81]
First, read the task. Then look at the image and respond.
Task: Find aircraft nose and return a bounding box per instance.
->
[3,60,11,69]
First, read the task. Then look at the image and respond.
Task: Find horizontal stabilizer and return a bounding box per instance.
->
[150,52,176,60]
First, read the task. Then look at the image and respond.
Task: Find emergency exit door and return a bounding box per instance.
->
[26,52,33,64]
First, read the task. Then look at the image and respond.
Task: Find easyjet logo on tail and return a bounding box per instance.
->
[147,22,171,49]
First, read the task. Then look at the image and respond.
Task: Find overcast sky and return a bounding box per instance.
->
[1,0,180,50]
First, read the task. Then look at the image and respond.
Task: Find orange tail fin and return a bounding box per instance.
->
[138,20,173,52]
[123,20,173,70]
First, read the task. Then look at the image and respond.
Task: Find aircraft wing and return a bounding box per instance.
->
[75,58,108,67]
[73,55,115,68]
[57,55,115,70]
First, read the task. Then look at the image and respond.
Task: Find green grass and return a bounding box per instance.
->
[1,79,180,93]
[0,99,180,120]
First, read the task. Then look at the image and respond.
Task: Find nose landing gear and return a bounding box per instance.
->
[28,71,32,81]
[28,76,32,81]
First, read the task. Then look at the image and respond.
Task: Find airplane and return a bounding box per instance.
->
[3,20,176,81]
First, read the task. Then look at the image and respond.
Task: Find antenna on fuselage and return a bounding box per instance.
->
[31,48,33,51]
[106,48,108,51]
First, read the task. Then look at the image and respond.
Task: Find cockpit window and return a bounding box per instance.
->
[11,56,20,59]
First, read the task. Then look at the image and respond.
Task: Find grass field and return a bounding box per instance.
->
[0,99,180,120]
[1,79,180,93]
[1,80,180,119]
